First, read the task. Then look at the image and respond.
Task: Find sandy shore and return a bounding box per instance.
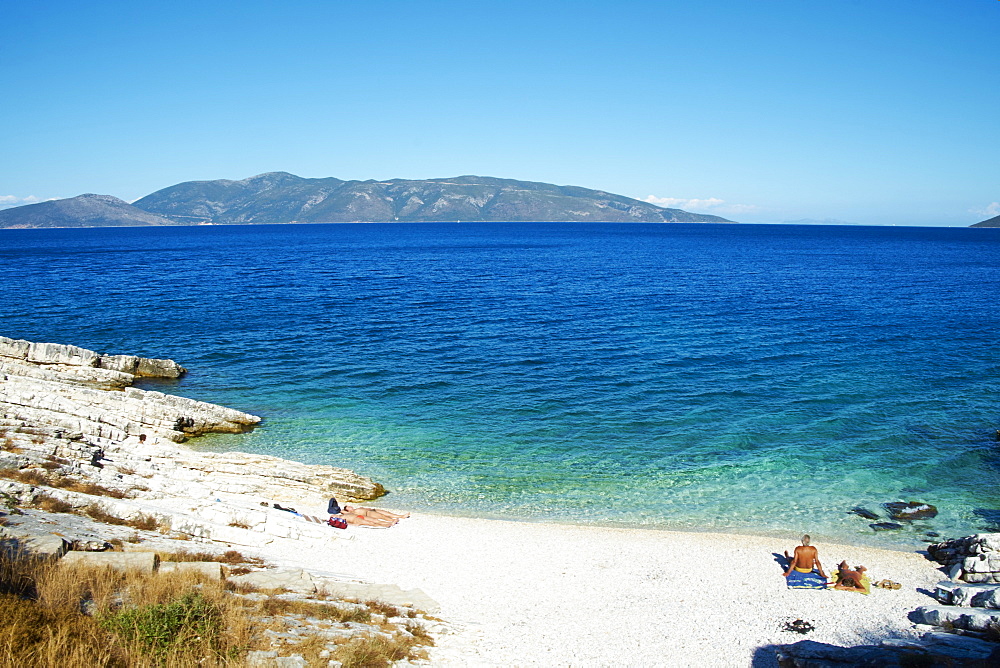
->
[259,510,945,666]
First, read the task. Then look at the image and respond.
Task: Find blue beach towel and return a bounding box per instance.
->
[786,569,828,589]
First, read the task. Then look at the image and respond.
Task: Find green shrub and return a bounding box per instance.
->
[99,591,221,655]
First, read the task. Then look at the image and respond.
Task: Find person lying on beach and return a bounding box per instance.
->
[332,511,397,528]
[783,534,828,579]
[833,561,868,592]
[342,505,409,521]
[328,506,410,528]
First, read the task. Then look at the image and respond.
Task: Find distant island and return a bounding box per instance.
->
[971,214,1000,228]
[780,218,857,226]
[0,173,733,229]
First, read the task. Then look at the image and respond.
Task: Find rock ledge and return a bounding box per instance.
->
[1,336,385,547]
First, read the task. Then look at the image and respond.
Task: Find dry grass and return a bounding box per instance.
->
[0,468,128,500]
[282,634,330,664]
[363,599,401,617]
[83,504,128,526]
[0,468,47,487]
[1,434,21,453]
[80,505,164,532]
[0,550,434,667]
[0,553,262,667]
[126,514,160,531]
[259,597,372,623]
[49,475,127,499]
[334,633,430,668]
[160,550,267,567]
[32,493,75,514]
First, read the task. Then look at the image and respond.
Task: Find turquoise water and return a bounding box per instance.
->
[2,222,999,547]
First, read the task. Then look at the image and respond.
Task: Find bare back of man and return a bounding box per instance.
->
[783,535,827,578]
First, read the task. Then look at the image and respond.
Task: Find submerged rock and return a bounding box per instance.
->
[870,522,904,531]
[849,506,880,520]
[884,501,938,521]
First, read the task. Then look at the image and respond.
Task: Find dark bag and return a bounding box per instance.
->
[327,516,348,529]
[327,497,341,515]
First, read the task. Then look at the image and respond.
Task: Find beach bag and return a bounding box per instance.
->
[327,497,341,514]
[327,516,348,529]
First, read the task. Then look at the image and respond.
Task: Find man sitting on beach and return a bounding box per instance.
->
[783,535,828,579]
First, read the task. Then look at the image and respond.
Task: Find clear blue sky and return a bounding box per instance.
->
[1,0,997,225]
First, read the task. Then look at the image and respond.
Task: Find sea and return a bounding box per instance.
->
[2,222,998,549]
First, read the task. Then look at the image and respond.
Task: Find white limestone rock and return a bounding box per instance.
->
[927,533,1000,583]
[0,335,392,563]
[935,581,1000,609]
[60,551,159,572]
[912,604,1000,632]
[229,568,318,594]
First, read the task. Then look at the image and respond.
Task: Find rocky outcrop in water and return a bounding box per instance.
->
[884,501,938,521]
[0,336,385,547]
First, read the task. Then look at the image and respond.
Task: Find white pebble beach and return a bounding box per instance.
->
[263,511,945,666]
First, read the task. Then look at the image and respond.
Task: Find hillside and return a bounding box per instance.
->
[0,174,734,228]
[132,172,733,224]
[971,214,1000,228]
[0,194,179,229]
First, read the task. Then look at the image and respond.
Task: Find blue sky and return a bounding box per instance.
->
[1,0,997,225]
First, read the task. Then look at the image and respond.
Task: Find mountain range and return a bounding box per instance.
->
[0,173,733,228]
[0,194,178,229]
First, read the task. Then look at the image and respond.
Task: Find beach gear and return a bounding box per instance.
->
[782,619,815,634]
[785,569,828,589]
[327,516,348,529]
[327,497,341,515]
[874,579,901,590]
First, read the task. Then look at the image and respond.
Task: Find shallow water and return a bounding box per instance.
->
[3,222,999,548]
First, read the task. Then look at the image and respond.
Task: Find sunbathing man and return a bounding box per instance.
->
[833,561,868,592]
[342,505,409,521]
[332,510,397,528]
[783,534,828,579]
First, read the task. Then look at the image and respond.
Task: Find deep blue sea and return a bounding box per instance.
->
[2,222,998,548]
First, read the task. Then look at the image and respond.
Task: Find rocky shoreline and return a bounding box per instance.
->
[1,335,384,549]
[4,336,1000,665]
